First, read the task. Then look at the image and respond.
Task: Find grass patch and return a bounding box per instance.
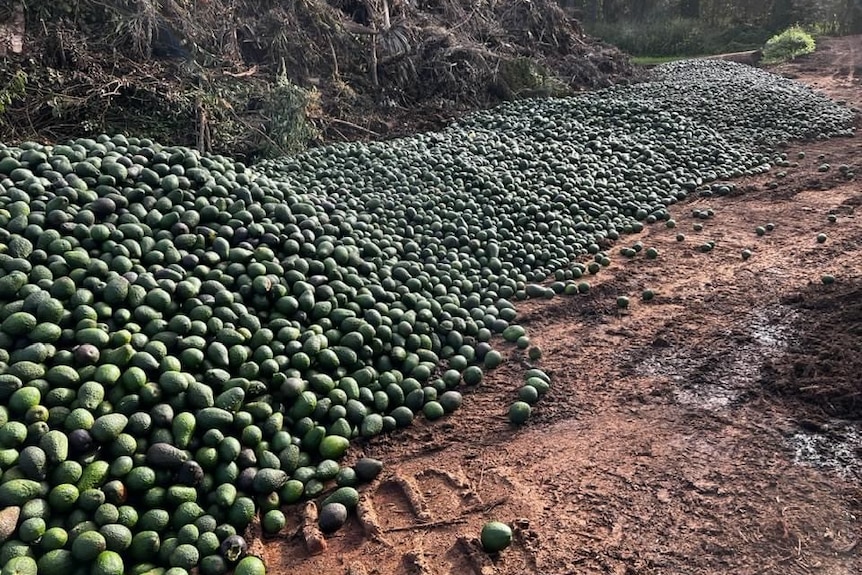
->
[631,55,691,66]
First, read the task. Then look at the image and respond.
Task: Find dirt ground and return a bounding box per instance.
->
[258,36,862,575]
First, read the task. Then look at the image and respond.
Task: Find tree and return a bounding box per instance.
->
[847,0,862,33]
[570,0,602,21]
[629,0,657,20]
[769,0,796,31]
[679,0,700,18]
[601,0,625,22]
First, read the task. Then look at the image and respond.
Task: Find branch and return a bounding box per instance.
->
[328,117,380,136]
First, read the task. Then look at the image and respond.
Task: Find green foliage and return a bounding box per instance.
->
[192,73,319,162]
[714,25,773,53]
[588,18,695,57]
[576,0,850,52]
[587,18,768,57]
[497,58,570,99]
[0,71,27,121]
[261,73,320,158]
[571,0,852,35]
[630,55,687,66]
[761,26,816,64]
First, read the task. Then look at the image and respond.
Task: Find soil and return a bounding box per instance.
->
[258,36,862,575]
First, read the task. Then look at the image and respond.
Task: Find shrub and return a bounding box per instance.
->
[761,26,815,64]
[0,71,27,121]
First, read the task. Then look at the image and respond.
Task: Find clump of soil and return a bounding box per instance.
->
[763,281,862,418]
[0,0,635,158]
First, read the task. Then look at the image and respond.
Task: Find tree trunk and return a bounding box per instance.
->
[0,1,25,57]
[769,0,795,31]
[382,0,391,30]
[370,27,379,88]
[584,0,601,22]
[847,0,862,34]
[631,0,657,21]
[680,0,700,19]
[601,0,622,22]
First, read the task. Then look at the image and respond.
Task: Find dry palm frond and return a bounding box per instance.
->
[379,23,413,59]
[103,0,160,58]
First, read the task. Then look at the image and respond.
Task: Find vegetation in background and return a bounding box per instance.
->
[761,25,817,64]
[630,55,687,66]
[565,0,861,56]
[588,17,770,57]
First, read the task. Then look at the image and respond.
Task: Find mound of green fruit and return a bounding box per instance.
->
[0,59,853,574]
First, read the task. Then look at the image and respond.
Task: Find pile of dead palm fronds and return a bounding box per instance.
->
[0,0,635,156]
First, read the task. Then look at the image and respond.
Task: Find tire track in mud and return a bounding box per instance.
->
[263,460,536,575]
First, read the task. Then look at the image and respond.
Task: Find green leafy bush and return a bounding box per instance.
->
[0,71,27,121]
[761,26,816,64]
